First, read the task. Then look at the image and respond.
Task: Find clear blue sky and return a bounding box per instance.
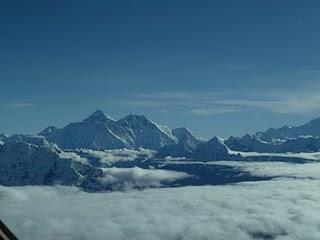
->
[1,0,320,139]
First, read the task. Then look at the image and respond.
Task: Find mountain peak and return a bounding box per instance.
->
[172,127,192,138]
[83,110,115,123]
[172,127,204,143]
[38,126,58,137]
[192,136,231,161]
[242,134,252,140]
[124,114,148,121]
[119,114,151,125]
[208,136,223,144]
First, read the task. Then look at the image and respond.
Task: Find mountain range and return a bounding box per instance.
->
[2,110,320,160]
[37,110,320,156]
[2,110,320,190]
[253,117,320,142]
[225,118,320,154]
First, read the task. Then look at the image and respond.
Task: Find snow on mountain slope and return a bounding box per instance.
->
[172,127,203,144]
[4,134,49,147]
[158,125,177,140]
[115,114,177,150]
[0,141,80,186]
[46,121,129,150]
[0,137,122,192]
[155,128,204,158]
[38,126,59,137]
[42,110,177,150]
[33,112,320,159]
[83,110,116,125]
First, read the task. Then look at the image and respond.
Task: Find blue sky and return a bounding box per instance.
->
[1,0,320,138]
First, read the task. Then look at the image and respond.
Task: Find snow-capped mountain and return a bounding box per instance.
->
[0,140,105,191]
[83,110,116,125]
[114,114,177,149]
[223,116,320,154]
[37,112,320,157]
[254,117,320,142]
[41,110,177,150]
[45,120,128,150]
[155,127,204,158]
[172,127,203,144]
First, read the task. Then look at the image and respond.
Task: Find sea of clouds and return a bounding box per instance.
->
[228,149,320,161]
[2,175,320,239]
[215,161,320,180]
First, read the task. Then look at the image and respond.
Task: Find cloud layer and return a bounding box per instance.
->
[216,160,320,180]
[228,149,320,161]
[2,177,320,240]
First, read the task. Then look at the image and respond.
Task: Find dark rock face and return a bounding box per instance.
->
[192,137,238,161]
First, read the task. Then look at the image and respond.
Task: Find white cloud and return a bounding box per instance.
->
[216,90,320,114]
[136,91,234,100]
[3,103,37,108]
[113,87,320,115]
[228,149,320,161]
[190,108,241,115]
[99,167,191,189]
[164,156,186,161]
[2,178,320,239]
[58,151,88,164]
[80,148,156,165]
[215,161,320,180]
